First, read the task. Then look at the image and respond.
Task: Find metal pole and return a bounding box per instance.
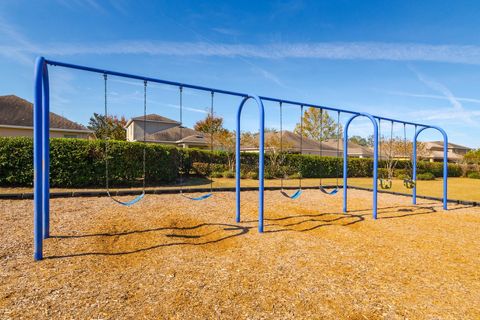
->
[442,132,448,210]
[343,121,348,213]
[235,98,246,223]
[413,126,448,210]
[33,57,44,261]
[412,129,418,205]
[255,95,265,233]
[42,63,50,239]
[46,58,431,128]
[343,113,378,219]
[372,118,379,219]
[235,95,265,232]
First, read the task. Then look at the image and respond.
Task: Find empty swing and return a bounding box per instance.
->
[403,124,416,189]
[378,119,393,190]
[103,74,146,206]
[279,102,303,200]
[318,109,340,195]
[178,87,213,201]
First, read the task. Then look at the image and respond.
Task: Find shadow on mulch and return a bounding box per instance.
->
[46,202,474,260]
[242,202,446,233]
[47,223,249,260]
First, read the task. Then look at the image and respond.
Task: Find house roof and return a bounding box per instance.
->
[426,141,471,150]
[323,138,374,156]
[428,150,463,161]
[245,131,371,156]
[126,114,180,128]
[0,95,89,131]
[145,126,208,145]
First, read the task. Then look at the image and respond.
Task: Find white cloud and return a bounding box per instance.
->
[211,28,241,36]
[408,66,479,125]
[5,37,480,65]
[383,90,480,105]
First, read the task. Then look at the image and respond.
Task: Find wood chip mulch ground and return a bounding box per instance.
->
[1,189,479,319]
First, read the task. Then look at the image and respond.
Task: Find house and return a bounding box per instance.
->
[0,95,92,139]
[376,139,470,163]
[242,130,372,158]
[124,114,209,148]
[423,141,471,163]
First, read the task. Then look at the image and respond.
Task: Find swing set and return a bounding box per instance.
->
[277,104,341,200]
[378,120,417,190]
[33,57,449,261]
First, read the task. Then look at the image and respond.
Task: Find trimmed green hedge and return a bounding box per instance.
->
[0,137,178,187]
[0,137,462,187]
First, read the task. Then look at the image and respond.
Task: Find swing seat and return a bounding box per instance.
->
[379,179,393,189]
[403,179,416,189]
[108,192,145,207]
[281,189,302,200]
[181,193,213,201]
[319,186,339,195]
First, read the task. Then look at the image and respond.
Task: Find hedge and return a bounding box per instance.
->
[0,137,462,188]
[0,137,178,187]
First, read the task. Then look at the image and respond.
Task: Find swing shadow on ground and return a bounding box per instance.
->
[46,222,249,260]
[46,202,472,260]
[242,202,448,233]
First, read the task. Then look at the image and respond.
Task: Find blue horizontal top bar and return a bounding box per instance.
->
[46,59,248,98]
[46,58,430,128]
[259,96,429,128]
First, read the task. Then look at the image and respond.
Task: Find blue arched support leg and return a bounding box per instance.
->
[42,62,50,240]
[343,113,379,219]
[34,57,47,261]
[413,126,448,210]
[235,95,265,232]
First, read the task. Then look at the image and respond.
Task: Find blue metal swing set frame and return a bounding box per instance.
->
[33,57,449,261]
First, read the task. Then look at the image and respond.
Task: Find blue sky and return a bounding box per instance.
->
[1,0,480,147]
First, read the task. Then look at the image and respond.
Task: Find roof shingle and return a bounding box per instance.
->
[0,95,89,131]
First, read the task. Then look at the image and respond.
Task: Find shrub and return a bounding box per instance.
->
[467,172,480,179]
[264,172,274,179]
[210,172,223,178]
[377,168,390,179]
[396,173,408,180]
[192,162,227,176]
[417,172,436,180]
[247,171,258,180]
[222,171,235,178]
[289,172,302,179]
[0,137,464,187]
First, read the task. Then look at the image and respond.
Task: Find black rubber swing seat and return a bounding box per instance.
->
[180,193,213,201]
[107,191,145,207]
[280,189,302,200]
[319,186,339,195]
[379,178,393,189]
[403,179,416,189]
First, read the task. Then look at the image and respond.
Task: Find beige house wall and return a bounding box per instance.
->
[0,127,90,139]
[126,120,178,142]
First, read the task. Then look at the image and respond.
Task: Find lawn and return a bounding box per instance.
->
[1,177,478,202]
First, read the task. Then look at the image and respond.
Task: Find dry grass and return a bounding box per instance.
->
[1,190,479,319]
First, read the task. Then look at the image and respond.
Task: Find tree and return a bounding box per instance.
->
[349,135,369,147]
[194,114,228,135]
[214,130,236,171]
[294,107,342,141]
[464,149,480,165]
[88,113,127,141]
[379,136,427,178]
[263,130,296,177]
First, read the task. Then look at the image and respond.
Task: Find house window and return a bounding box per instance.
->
[64,134,78,138]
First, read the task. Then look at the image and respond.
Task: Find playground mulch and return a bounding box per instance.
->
[1,189,479,319]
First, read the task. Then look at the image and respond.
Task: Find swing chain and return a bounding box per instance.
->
[299,105,303,188]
